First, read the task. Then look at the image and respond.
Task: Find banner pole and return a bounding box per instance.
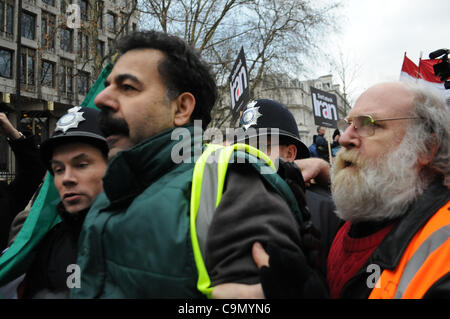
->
[327,128,333,165]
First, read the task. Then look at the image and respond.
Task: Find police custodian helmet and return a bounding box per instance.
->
[237,99,310,159]
[40,106,109,172]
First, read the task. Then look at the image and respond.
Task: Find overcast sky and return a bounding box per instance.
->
[308,0,450,103]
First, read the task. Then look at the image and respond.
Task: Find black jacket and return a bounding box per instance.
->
[315,134,329,162]
[0,136,45,252]
[338,179,450,298]
[305,184,343,276]
[22,203,88,298]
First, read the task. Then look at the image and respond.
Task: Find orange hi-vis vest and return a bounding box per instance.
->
[369,200,450,299]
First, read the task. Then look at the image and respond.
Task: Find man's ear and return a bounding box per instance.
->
[173,92,195,127]
[284,144,297,162]
[418,136,439,167]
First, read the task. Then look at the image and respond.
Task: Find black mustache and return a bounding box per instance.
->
[98,110,130,138]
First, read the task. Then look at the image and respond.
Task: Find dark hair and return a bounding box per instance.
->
[333,129,340,139]
[115,30,218,130]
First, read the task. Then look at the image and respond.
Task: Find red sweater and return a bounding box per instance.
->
[327,221,394,299]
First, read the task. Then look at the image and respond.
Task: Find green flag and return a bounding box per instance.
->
[0,63,113,286]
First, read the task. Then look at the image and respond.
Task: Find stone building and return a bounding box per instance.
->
[253,74,350,146]
[0,0,138,178]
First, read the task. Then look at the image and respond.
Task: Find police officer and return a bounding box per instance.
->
[8,106,108,298]
[236,99,343,276]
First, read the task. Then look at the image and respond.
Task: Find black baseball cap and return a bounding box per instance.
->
[236,99,310,159]
[40,106,109,172]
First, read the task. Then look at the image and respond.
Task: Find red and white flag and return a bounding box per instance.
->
[418,59,450,98]
[400,53,450,99]
[400,53,420,80]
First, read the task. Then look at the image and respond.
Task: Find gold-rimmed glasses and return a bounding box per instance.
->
[337,115,420,137]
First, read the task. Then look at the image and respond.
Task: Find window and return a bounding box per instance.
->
[106,12,116,33]
[117,0,127,10]
[60,0,67,14]
[0,0,14,38]
[60,59,73,96]
[41,60,55,88]
[20,47,36,86]
[108,38,115,55]
[78,31,89,58]
[42,0,55,6]
[21,11,36,40]
[41,12,56,50]
[97,40,104,57]
[0,48,12,78]
[79,0,88,20]
[77,71,89,95]
[60,27,73,52]
[96,1,104,29]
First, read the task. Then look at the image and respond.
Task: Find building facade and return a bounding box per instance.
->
[0,0,139,178]
[253,74,350,147]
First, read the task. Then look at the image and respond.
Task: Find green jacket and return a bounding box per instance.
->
[71,125,303,298]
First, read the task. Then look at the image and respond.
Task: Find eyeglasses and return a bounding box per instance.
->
[337,115,420,137]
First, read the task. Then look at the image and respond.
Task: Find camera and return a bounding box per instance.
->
[429,49,450,89]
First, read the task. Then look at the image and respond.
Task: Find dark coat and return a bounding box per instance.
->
[21,203,88,298]
[305,184,343,276]
[315,134,329,162]
[71,126,303,298]
[0,136,46,252]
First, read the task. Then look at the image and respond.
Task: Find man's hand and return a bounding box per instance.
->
[294,158,330,187]
[252,242,269,268]
[0,113,21,140]
[212,243,268,299]
[211,282,265,299]
[212,242,329,299]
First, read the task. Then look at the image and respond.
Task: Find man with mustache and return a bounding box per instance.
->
[70,30,305,298]
[213,81,450,299]
[3,106,109,298]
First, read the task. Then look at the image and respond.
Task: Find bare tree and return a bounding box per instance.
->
[327,47,362,113]
[138,0,343,128]
[51,1,138,80]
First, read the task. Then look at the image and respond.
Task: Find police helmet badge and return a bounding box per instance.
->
[240,100,262,130]
[55,106,86,134]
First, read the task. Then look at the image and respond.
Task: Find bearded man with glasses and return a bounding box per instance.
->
[326,81,450,299]
[213,81,450,299]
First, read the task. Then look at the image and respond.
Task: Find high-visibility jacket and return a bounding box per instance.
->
[190,143,303,298]
[369,200,450,299]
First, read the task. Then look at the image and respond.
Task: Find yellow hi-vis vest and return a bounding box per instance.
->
[189,143,298,298]
[369,200,450,299]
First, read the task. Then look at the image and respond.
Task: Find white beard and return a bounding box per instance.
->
[331,134,427,222]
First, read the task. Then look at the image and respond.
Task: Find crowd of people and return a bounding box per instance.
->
[308,126,341,162]
[0,30,448,299]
